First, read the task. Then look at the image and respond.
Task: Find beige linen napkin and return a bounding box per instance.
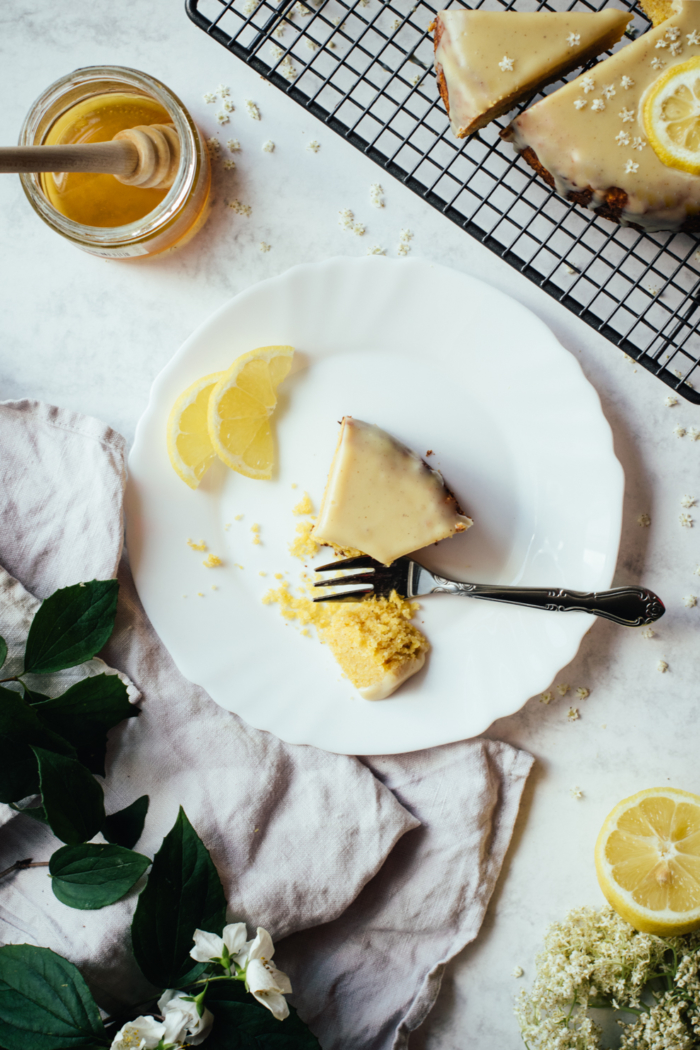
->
[0,399,533,1046]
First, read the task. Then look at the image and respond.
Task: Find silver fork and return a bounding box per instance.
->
[313,555,665,627]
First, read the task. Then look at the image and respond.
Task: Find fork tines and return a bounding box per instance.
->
[313,554,386,603]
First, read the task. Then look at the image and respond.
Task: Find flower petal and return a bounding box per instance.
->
[247,926,275,962]
[222,922,249,956]
[251,987,290,1021]
[190,928,224,963]
[111,1016,165,1050]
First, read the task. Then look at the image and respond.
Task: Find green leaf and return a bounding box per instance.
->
[24,580,119,675]
[0,636,6,670]
[0,943,104,1049]
[103,795,149,849]
[10,802,48,825]
[32,748,105,845]
[34,674,137,776]
[49,843,150,910]
[205,1000,321,1050]
[23,688,50,705]
[0,687,76,804]
[131,806,226,988]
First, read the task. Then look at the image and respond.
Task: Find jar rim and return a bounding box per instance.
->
[18,65,200,246]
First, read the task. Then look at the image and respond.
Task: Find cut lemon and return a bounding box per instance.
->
[167,372,224,489]
[595,787,700,936]
[644,56,700,175]
[208,345,294,480]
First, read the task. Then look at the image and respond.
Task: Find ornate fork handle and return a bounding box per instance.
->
[428,578,665,627]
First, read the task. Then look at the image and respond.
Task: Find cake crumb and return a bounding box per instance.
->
[291,483,298,489]
[637,513,651,527]
[235,514,244,521]
[275,572,284,580]
[188,539,207,551]
[290,519,321,559]
[203,554,223,568]
[211,585,218,591]
[259,571,267,577]
[657,659,669,673]
[197,592,205,597]
[259,242,271,252]
[293,492,315,515]
[251,523,261,546]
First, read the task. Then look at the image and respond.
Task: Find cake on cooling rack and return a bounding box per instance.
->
[502,0,700,233]
[312,417,472,567]
[433,8,631,138]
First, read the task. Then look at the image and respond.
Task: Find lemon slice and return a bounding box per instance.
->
[167,372,224,489]
[644,56,700,175]
[208,346,294,480]
[595,787,700,936]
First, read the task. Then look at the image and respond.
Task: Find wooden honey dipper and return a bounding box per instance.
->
[0,123,180,189]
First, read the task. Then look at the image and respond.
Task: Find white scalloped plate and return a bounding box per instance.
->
[126,257,623,755]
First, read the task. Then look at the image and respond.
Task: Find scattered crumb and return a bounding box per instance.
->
[293,492,315,515]
[557,683,570,696]
[300,628,310,637]
[227,138,241,152]
[259,571,267,577]
[680,514,694,527]
[251,523,261,546]
[188,539,207,551]
[570,787,583,800]
[512,966,524,978]
[245,99,261,120]
[197,592,205,597]
[338,208,354,230]
[689,427,700,441]
[262,139,275,153]
[218,84,230,97]
[203,554,222,568]
[306,38,318,50]
[681,495,697,508]
[275,572,284,580]
[563,264,578,275]
[235,514,244,521]
[637,513,651,527]
[641,627,655,638]
[657,659,669,673]
[211,585,218,591]
[259,242,271,252]
[540,691,553,704]
[307,139,321,153]
[183,594,188,598]
[290,520,321,559]
[683,594,697,608]
[291,483,298,489]
[575,687,589,701]
[567,707,580,721]
[235,564,245,570]
[664,395,678,407]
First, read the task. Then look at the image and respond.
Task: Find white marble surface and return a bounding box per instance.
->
[1,2,700,1047]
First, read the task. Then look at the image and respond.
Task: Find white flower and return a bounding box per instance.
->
[498,55,514,72]
[688,29,700,45]
[591,98,606,112]
[603,84,616,99]
[237,928,293,1020]
[620,107,635,122]
[158,990,214,1046]
[625,160,639,174]
[651,56,665,69]
[615,130,630,145]
[631,137,646,150]
[581,74,595,93]
[567,32,580,47]
[620,75,634,88]
[190,922,249,964]
[683,595,697,608]
[574,98,587,109]
[110,1017,165,1050]
[681,494,696,508]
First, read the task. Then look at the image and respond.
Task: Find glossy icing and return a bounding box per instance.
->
[505,0,700,232]
[312,417,472,566]
[435,8,631,137]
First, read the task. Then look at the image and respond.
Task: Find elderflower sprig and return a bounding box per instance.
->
[516,906,700,1049]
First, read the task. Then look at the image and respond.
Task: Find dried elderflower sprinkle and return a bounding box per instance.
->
[620,74,634,88]
[227,199,252,216]
[262,139,275,152]
[591,99,606,112]
[689,427,700,440]
[602,84,616,99]
[498,55,514,72]
[259,242,271,252]
[216,112,230,125]
[557,683,570,696]
[620,107,635,122]
[581,74,595,93]
[218,84,231,97]
[567,32,580,47]
[206,137,221,153]
[222,100,235,112]
[570,786,583,799]
[367,245,386,256]
[227,138,241,151]
[369,183,384,208]
[281,58,298,80]
[245,99,261,120]
[567,707,580,721]
[681,495,697,508]
[203,92,217,103]
[307,139,321,152]
[512,965,524,978]
[574,99,588,110]
[625,160,639,174]
[306,39,318,51]
[688,29,700,45]
[637,513,651,527]
[540,691,553,704]
[665,395,679,406]
[575,687,589,701]
[338,208,354,230]
[658,659,669,672]
[674,425,686,438]
[642,627,655,639]
[680,514,694,527]
[615,130,630,145]
[651,56,666,69]
[684,594,697,608]
[223,159,236,170]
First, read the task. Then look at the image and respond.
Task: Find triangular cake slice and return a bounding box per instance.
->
[312,417,472,566]
[434,8,632,138]
[501,0,700,233]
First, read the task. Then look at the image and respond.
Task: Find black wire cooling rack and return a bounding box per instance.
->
[186,0,700,404]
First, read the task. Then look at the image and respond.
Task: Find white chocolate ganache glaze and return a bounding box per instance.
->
[434,9,631,138]
[503,0,700,232]
[312,417,472,566]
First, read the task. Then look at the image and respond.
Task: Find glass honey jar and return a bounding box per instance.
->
[18,65,211,259]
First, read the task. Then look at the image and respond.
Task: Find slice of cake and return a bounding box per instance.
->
[311,417,472,566]
[501,0,700,233]
[434,8,632,138]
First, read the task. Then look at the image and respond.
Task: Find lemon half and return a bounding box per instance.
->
[644,56,700,175]
[167,371,224,489]
[595,786,700,936]
[208,345,294,480]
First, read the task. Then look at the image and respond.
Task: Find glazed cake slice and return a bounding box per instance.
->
[434,8,631,138]
[311,417,472,566]
[502,0,700,233]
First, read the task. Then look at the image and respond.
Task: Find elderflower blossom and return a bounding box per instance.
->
[515,907,679,1050]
